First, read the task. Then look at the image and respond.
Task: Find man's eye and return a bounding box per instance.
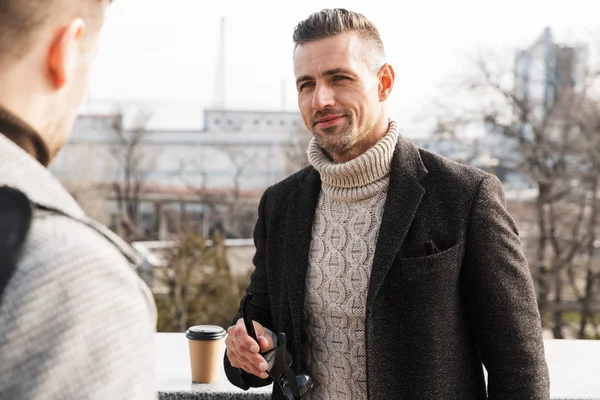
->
[300,82,315,90]
[333,75,348,81]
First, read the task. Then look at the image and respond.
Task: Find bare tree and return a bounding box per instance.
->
[109,107,155,242]
[567,99,600,339]
[284,127,312,174]
[179,145,260,239]
[215,145,261,238]
[438,39,600,338]
[58,143,111,224]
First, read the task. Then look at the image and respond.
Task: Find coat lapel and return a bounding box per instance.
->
[366,138,428,312]
[284,168,322,358]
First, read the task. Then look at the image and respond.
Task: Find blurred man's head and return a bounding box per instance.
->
[0,0,110,163]
[293,8,395,163]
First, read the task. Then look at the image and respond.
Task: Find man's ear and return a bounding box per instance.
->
[378,63,395,102]
[47,18,86,89]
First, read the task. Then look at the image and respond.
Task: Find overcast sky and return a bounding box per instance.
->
[86,0,600,131]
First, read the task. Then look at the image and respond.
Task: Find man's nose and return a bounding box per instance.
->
[311,84,335,110]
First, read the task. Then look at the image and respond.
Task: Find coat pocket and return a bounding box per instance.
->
[398,243,461,281]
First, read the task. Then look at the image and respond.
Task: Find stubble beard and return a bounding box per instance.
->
[312,119,355,158]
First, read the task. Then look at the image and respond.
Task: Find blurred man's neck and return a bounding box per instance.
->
[0,65,53,166]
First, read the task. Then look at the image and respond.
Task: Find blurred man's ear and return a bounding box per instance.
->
[377,63,395,102]
[48,18,86,89]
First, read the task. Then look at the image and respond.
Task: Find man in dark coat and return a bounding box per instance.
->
[224,8,549,399]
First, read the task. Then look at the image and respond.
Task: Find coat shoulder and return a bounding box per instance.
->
[262,165,317,201]
[270,165,316,191]
[15,213,155,312]
[417,147,496,192]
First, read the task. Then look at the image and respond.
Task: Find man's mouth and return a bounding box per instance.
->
[314,115,345,127]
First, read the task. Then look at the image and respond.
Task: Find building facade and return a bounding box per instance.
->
[51,107,309,238]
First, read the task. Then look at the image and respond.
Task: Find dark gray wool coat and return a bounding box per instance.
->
[224,135,550,400]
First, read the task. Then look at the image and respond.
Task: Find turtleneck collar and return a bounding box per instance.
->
[0,105,50,167]
[308,119,399,202]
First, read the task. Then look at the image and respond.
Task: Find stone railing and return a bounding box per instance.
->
[156,333,600,399]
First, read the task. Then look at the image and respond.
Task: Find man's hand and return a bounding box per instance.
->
[225,319,275,379]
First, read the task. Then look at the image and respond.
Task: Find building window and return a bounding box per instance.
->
[266,120,272,125]
[280,120,286,126]
[214,119,221,125]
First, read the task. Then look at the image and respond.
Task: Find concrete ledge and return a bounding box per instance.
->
[155,333,600,399]
[156,333,271,400]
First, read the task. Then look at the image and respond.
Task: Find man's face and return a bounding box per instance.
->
[294,32,384,159]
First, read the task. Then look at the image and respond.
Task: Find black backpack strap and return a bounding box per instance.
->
[0,186,33,300]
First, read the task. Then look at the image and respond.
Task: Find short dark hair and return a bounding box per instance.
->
[0,0,108,65]
[292,8,386,70]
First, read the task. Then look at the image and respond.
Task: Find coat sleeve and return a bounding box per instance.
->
[462,174,550,399]
[224,187,274,390]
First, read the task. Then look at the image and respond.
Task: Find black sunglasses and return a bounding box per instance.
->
[241,293,313,400]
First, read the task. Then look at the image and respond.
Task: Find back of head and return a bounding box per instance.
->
[0,0,110,164]
[0,0,108,69]
[292,8,386,71]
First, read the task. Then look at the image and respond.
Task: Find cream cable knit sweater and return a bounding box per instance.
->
[302,121,399,399]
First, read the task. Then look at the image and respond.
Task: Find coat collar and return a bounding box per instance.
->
[0,133,142,266]
[0,133,85,219]
[0,106,50,166]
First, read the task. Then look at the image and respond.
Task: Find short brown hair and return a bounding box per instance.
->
[0,0,108,65]
[292,8,386,70]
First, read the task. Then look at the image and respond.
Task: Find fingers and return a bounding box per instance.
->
[253,321,275,352]
[225,319,269,379]
[227,349,269,379]
[257,334,274,352]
